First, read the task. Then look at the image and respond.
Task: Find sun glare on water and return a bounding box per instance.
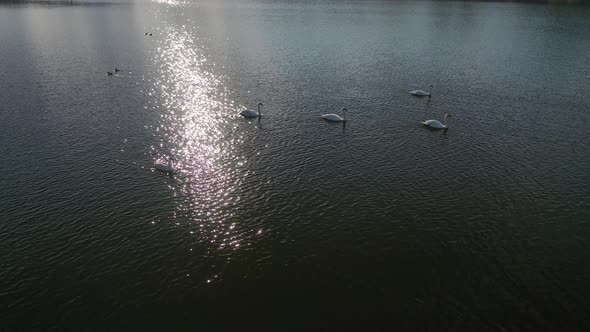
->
[146,9,251,257]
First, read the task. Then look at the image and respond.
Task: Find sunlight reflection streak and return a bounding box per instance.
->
[149,19,246,254]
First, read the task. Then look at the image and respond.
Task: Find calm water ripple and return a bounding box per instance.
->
[1,0,590,330]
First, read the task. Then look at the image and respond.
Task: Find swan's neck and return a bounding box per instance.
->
[257,104,261,115]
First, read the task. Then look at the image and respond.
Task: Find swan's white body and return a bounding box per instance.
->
[322,107,347,122]
[421,120,446,129]
[239,109,258,117]
[422,113,450,129]
[322,114,344,122]
[240,103,263,118]
[155,159,176,174]
[410,90,430,96]
[410,84,433,97]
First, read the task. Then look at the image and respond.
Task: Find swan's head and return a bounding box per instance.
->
[444,113,451,119]
[258,102,264,107]
[341,107,347,111]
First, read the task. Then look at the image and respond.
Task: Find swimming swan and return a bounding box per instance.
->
[240,102,264,123]
[155,157,177,174]
[322,107,347,122]
[410,84,433,97]
[422,113,451,129]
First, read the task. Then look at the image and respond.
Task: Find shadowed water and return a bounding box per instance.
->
[1,0,589,329]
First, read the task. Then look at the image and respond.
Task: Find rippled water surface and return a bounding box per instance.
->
[1,0,590,329]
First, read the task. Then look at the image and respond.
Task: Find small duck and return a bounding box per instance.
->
[107,71,114,76]
[148,33,153,36]
[114,68,120,73]
[145,32,148,35]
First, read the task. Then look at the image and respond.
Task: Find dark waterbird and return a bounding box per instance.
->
[107,71,114,76]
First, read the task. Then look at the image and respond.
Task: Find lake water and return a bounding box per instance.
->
[1,0,590,329]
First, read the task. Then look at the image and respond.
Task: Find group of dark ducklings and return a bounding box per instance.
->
[106,68,120,76]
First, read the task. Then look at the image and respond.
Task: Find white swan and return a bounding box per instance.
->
[240,103,263,121]
[155,157,177,174]
[422,113,451,129]
[410,84,433,97]
[322,107,347,122]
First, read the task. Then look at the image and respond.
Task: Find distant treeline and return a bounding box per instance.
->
[1,0,588,4]
[0,0,122,4]
[0,0,119,3]
[445,0,590,4]
[0,0,80,3]
[436,0,589,4]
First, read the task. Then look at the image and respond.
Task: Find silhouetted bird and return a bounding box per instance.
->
[145,32,148,35]
[148,33,152,36]
[107,72,114,76]
[115,68,120,73]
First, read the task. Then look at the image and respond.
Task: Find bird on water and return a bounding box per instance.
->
[240,103,264,123]
[422,113,451,129]
[410,84,433,97]
[322,107,347,122]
